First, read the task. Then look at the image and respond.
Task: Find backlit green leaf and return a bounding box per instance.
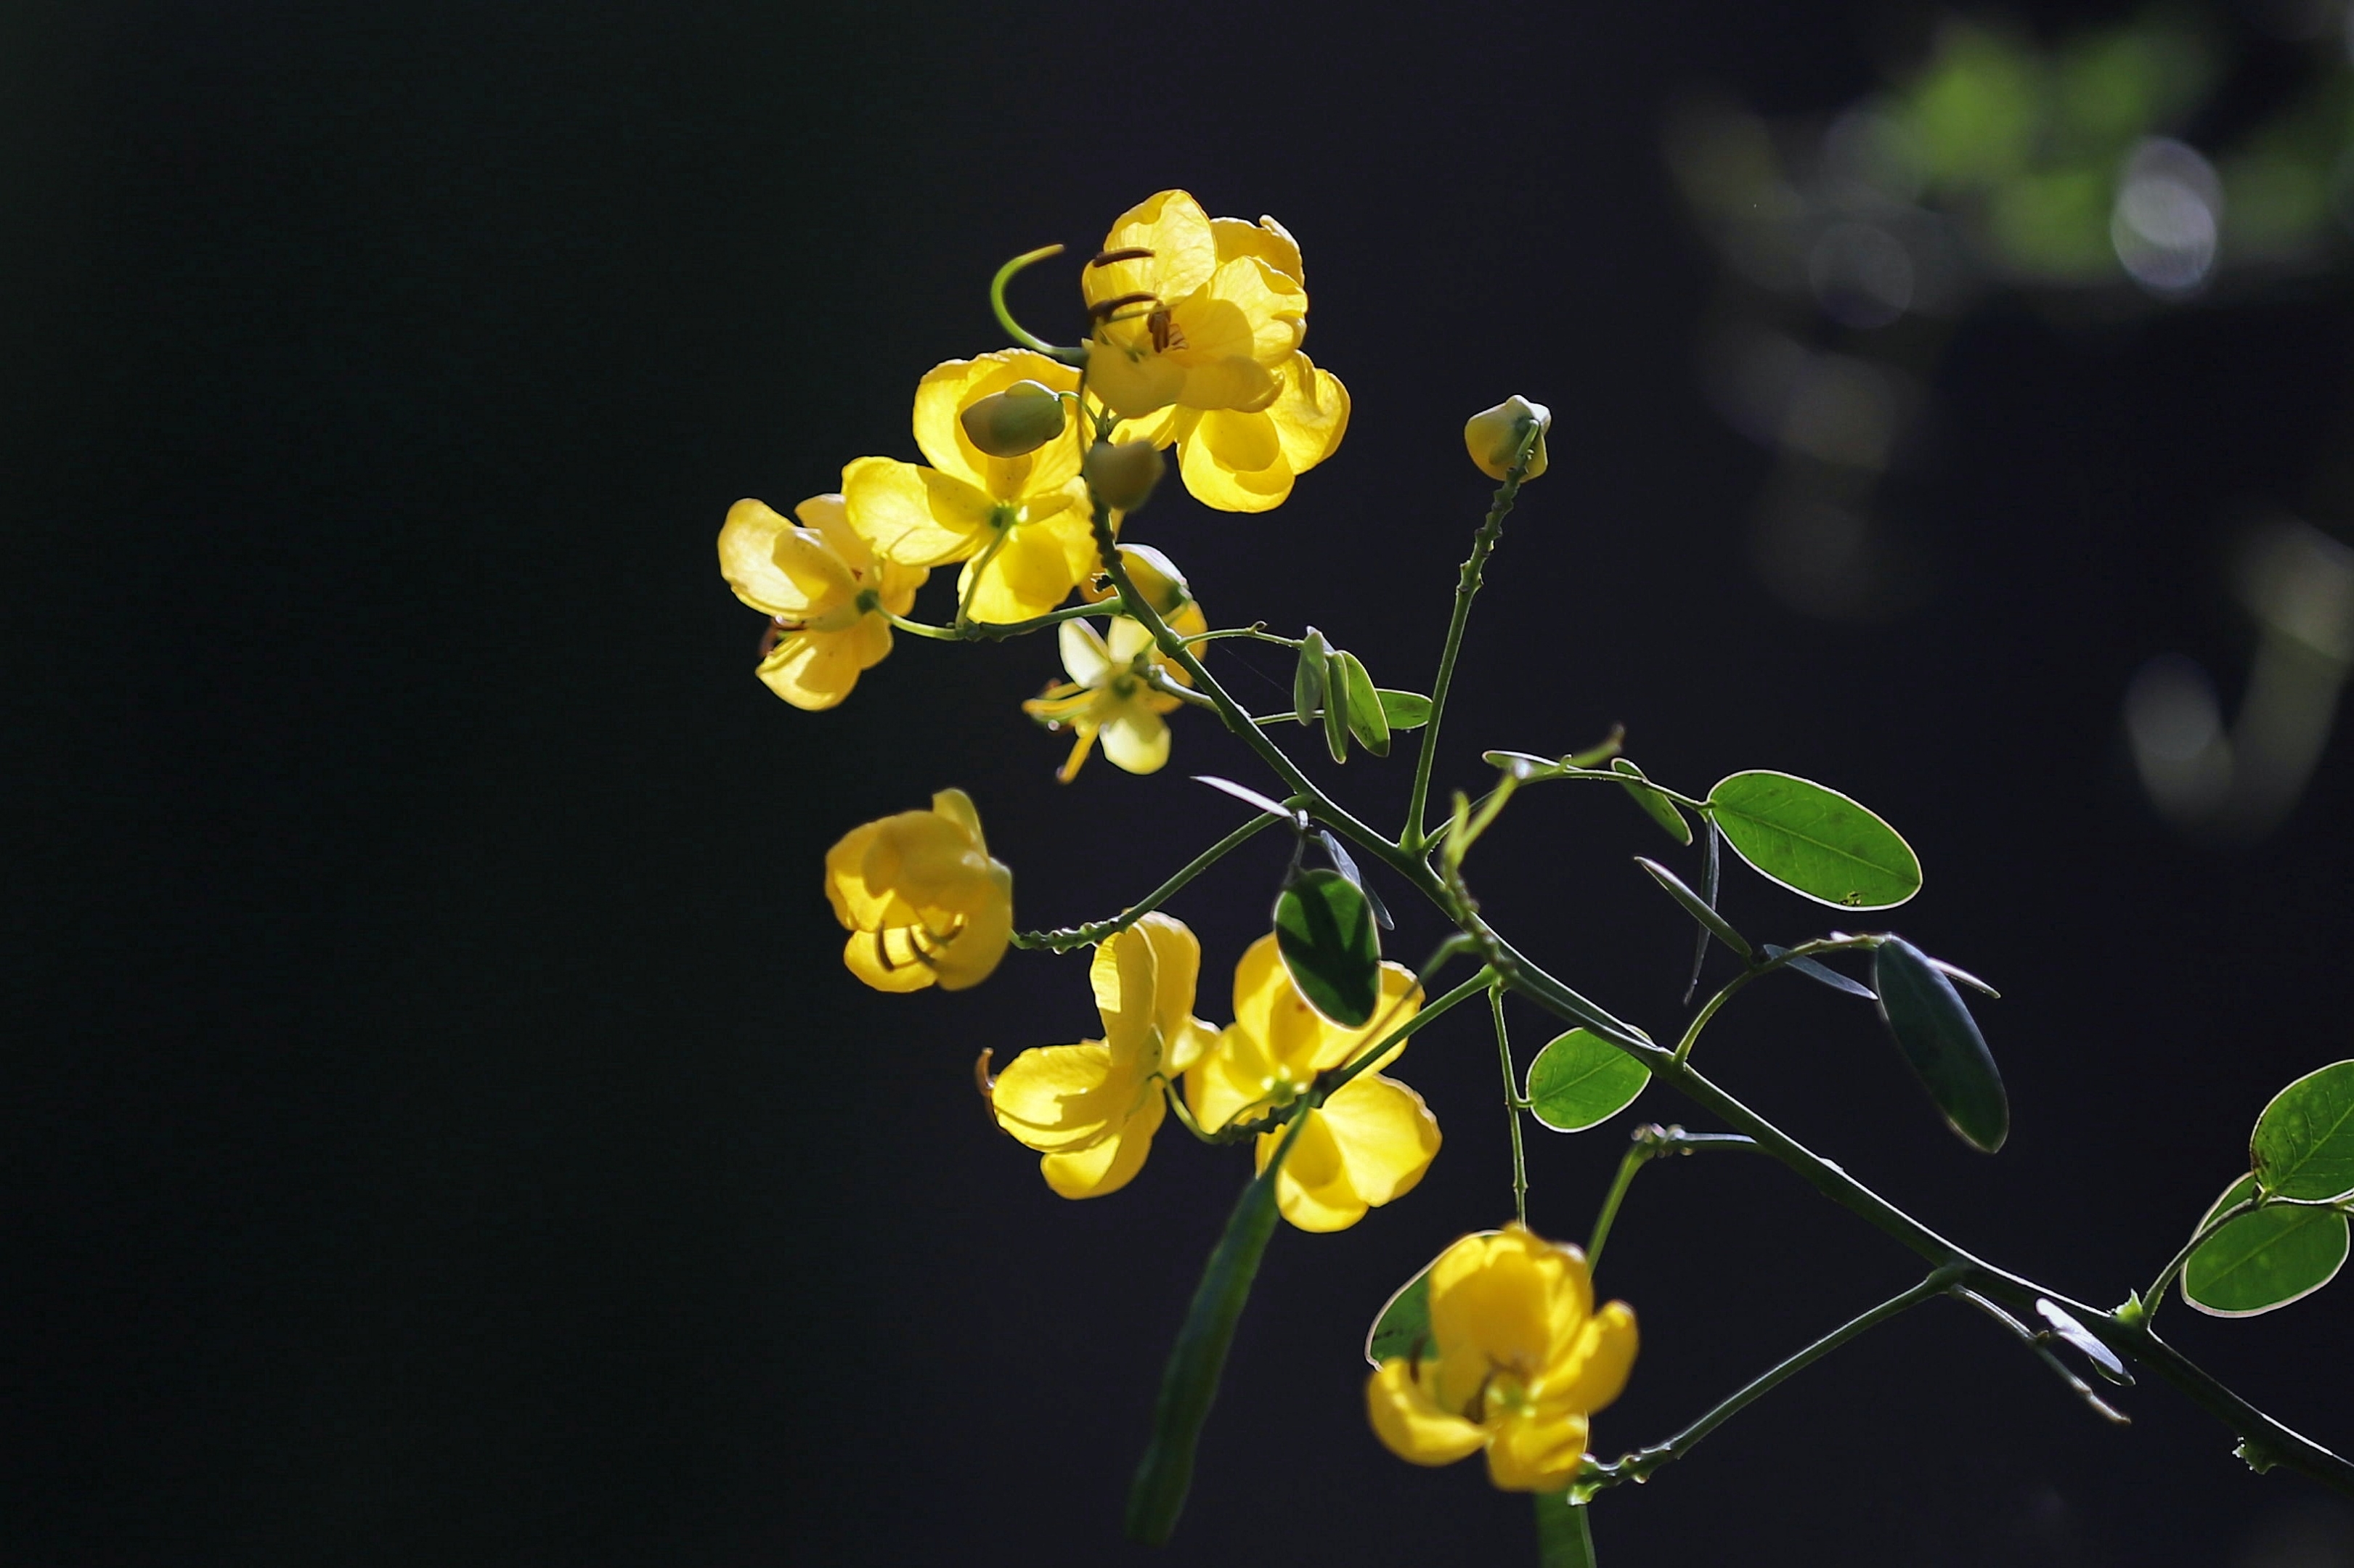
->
[1612,759,1693,846]
[1364,1231,1499,1368]
[1293,629,1328,728]
[1707,771,1922,910]
[2183,1173,2350,1318]
[1636,857,1751,961]
[2252,1060,2354,1203]
[1378,690,1433,730]
[1273,868,1380,1026]
[1338,650,1390,758]
[1873,937,2008,1152]
[1526,1028,1652,1133]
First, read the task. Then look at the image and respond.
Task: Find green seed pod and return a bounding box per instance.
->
[1463,394,1551,481]
[958,380,1067,459]
[1083,438,1166,513]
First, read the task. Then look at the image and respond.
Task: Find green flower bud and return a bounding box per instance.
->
[1464,395,1551,481]
[958,380,1067,459]
[1083,438,1165,513]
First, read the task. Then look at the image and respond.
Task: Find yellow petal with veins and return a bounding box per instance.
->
[1483,1406,1591,1493]
[1314,1073,1441,1207]
[719,498,850,616]
[911,351,1083,496]
[1086,190,1217,311]
[1091,924,1160,1066]
[958,506,1096,624]
[755,630,861,711]
[1539,1301,1640,1416]
[1367,1358,1489,1466]
[1039,1084,1164,1199]
[1100,706,1170,775]
[1210,214,1303,285]
[841,457,993,567]
[991,1042,1121,1153]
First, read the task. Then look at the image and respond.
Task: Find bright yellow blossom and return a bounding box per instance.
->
[1022,617,1189,783]
[1083,192,1306,423]
[842,350,1096,624]
[717,494,926,710]
[1365,1225,1637,1492]
[1186,934,1440,1232]
[823,789,1012,993]
[989,914,1219,1199]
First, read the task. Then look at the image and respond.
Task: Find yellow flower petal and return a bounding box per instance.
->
[1184,1023,1275,1132]
[841,927,937,992]
[1540,1301,1640,1417]
[1210,214,1303,285]
[719,498,850,616]
[1086,338,1192,422]
[1431,1228,1591,1387]
[1058,618,1112,685]
[992,1042,1121,1153]
[1366,1358,1488,1467]
[958,507,1095,624]
[1131,912,1203,1051]
[1483,1406,1590,1493]
[755,629,863,711]
[929,787,987,853]
[1086,190,1217,311]
[911,351,1084,496]
[1099,706,1170,775]
[1267,354,1349,473]
[823,795,1013,994]
[1164,1017,1219,1077]
[1038,1083,1165,1199]
[1314,1073,1441,1207]
[1259,1106,1370,1232]
[795,494,874,579]
[1091,924,1161,1066]
[841,456,993,568]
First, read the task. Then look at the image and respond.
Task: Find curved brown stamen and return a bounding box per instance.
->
[1090,247,1154,268]
[1088,291,1157,322]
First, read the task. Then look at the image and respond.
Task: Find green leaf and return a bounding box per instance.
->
[1634,857,1752,961]
[1611,759,1693,845]
[1322,650,1351,764]
[1316,829,1393,932]
[1293,628,1328,728]
[1337,650,1390,758]
[1760,942,1876,1001]
[1872,937,2008,1153]
[2252,1060,2354,1203]
[2032,1299,2131,1385]
[2183,1173,2350,1318]
[1526,1028,1652,1132]
[1273,867,1380,1026]
[1706,771,1923,910]
[1378,689,1433,730]
[1363,1231,1499,1368]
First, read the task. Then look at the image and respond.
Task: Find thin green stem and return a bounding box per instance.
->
[1585,1146,1649,1273]
[1405,420,1543,849]
[2141,1196,2260,1319]
[886,601,1102,643]
[1321,968,1496,1098]
[1579,1270,1960,1497]
[988,242,1072,358]
[1144,669,1219,711]
[1492,987,1529,1225]
[1011,812,1279,952]
[1181,624,1301,650]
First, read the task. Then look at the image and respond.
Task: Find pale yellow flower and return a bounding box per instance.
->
[1366,1225,1637,1492]
[1022,617,1186,783]
[823,790,1012,993]
[716,494,925,710]
[989,914,1218,1199]
[1185,934,1439,1232]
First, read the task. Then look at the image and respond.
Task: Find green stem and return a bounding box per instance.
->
[1535,1490,1598,1568]
[1010,812,1279,952]
[1124,1114,1311,1545]
[1585,1146,1648,1273]
[1492,987,1529,1225]
[885,600,1102,643]
[1404,420,1542,849]
[988,242,1072,358]
[1580,1270,1960,1496]
[1321,968,1496,1098]
[1181,624,1301,649]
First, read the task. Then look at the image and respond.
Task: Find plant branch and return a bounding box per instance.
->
[1494,986,1529,1226]
[1011,812,1279,952]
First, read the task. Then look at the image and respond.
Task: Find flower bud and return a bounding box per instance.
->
[1464,395,1552,481]
[958,379,1067,459]
[1083,438,1165,513]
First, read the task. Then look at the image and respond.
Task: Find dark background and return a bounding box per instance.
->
[9,1,2354,1563]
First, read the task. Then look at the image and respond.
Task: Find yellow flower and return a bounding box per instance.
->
[841,350,1097,624]
[717,494,926,710]
[1083,192,1306,423]
[823,789,1013,993]
[1185,934,1440,1232]
[1021,616,1189,783]
[989,913,1219,1198]
[1365,1225,1638,1493]
[1464,395,1552,482]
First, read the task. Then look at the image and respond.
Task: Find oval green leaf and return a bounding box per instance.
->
[1273,867,1380,1027]
[1707,771,1922,910]
[2183,1173,2351,1318]
[1293,629,1328,728]
[1526,1028,1652,1133]
[1337,650,1390,758]
[1873,937,2008,1153]
[2252,1060,2354,1203]
[1364,1230,1499,1367]
[1378,690,1433,730]
[1612,759,1694,846]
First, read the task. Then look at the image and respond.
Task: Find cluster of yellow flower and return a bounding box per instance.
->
[728,187,1615,1503]
[715,189,1346,727]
